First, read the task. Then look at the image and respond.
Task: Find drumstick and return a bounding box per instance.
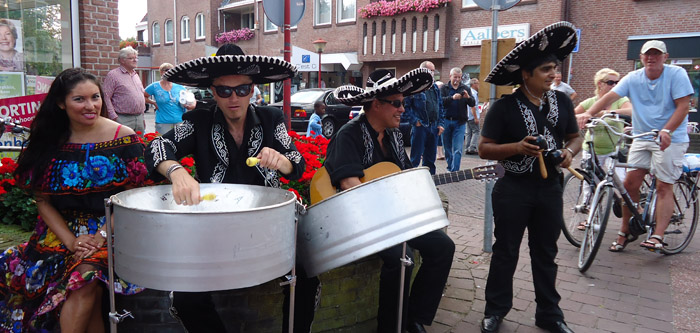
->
[246,157,259,167]
[538,152,548,179]
[568,167,583,180]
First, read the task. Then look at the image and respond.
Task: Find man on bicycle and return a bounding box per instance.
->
[577,40,694,251]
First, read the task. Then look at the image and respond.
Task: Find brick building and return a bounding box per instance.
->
[145,0,700,106]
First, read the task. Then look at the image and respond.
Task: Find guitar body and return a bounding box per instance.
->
[309,162,402,204]
[309,162,504,205]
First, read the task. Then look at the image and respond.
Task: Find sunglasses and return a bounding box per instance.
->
[378,98,404,108]
[603,80,619,86]
[211,84,253,98]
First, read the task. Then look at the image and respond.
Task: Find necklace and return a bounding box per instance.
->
[522,84,544,111]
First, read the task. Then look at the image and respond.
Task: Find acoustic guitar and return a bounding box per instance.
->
[309,162,505,204]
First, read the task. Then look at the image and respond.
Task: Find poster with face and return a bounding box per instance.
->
[0,18,23,72]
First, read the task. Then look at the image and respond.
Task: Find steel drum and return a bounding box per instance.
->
[298,167,449,277]
[110,184,297,292]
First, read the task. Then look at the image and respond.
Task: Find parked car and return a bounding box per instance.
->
[269,88,352,138]
[186,87,216,112]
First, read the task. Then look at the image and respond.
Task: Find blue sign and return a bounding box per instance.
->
[572,29,581,53]
[262,0,305,27]
[302,55,310,63]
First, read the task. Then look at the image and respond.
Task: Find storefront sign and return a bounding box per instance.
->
[460,23,529,46]
[0,93,45,152]
[291,45,319,72]
[0,72,26,98]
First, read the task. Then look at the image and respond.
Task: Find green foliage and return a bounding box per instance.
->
[0,186,37,231]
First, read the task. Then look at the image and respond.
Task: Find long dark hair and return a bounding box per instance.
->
[14,68,108,189]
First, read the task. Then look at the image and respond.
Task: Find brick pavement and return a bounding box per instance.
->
[423,151,700,333]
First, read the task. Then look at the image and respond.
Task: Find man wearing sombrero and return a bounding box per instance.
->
[145,44,319,332]
[478,22,582,333]
[325,69,455,333]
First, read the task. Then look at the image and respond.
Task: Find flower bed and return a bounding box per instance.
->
[359,0,451,18]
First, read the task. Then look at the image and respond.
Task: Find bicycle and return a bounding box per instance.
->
[577,118,699,272]
[0,117,29,153]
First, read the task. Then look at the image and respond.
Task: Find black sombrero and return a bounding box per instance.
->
[485,21,578,86]
[333,68,434,106]
[163,44,297,88]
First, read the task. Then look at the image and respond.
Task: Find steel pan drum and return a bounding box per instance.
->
[298,167,449,277]
[111,184,297,292]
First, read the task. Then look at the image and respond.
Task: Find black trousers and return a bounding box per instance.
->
[171,268,320,333]
[484,175,565,324]
[376,229,455,332]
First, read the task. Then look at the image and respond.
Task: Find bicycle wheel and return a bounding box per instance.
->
[561,172,594,247]
[578,185,613,272]
[661,176,699,254]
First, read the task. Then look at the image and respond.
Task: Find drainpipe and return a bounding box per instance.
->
[173,0,178,64]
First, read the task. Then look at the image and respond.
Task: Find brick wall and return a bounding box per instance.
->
[79,0,121,79]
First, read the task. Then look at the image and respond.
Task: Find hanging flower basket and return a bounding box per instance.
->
[216,28,255,44]
[359,0,451,19]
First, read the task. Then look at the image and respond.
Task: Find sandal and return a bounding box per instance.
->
[640,235,667,251]
[609,231,639,252]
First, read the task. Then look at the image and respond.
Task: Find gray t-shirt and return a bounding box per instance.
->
[551,81,576,96]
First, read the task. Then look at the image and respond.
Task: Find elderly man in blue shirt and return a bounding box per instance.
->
[404,61,445,175]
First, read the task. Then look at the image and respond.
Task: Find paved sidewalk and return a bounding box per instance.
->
[426,153,700,333]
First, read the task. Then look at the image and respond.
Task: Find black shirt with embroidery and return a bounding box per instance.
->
[145,105,305,187]
[324,114,412,188]
[481,89,578,180]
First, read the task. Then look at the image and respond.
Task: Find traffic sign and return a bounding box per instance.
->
[262,0,305,27]
[572,29,581,53]
[473,0,521,11]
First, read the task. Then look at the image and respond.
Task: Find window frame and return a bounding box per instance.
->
[264,13,278,32]
[195,13,206,40]
[152,22,161,45]
[315,0,332,26]
[164,19,174,44]
[241,11,255,30]
[336,0,356,23]
[181,16,190,42]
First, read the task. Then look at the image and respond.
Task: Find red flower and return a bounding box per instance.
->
[287,187,301,201]
[280,177,290,184]
[180,157,195,167]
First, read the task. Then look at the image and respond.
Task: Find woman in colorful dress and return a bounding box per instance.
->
[0,68,147,332]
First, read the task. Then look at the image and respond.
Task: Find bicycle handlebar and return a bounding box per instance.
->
[0,117,31,135]
[586,117,658,140]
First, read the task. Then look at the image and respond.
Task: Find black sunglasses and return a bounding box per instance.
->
[378,98,404,108]
[603,80,619,86]
[211,84,253,98]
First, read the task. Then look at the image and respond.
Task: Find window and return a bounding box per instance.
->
[434,15,440,52]
[181,16,190,41]
[264,14,277,32]
[165,19,173,43]
[381,21,386,54]
[391,20,396,54]
[315,0,331,26]
[152,22,160,44]
[337,0,355,23]
[462,0,477,7]
[242,12,254,30]
[137,30,144,42]
[363,23,367,55]
[422,16,428,52]
[195,13,205,39]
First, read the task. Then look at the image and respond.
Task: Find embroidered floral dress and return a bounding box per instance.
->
[0,134,147,332]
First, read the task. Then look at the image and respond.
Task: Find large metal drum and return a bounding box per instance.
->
[298,167,449,277]
[110,184,297,292]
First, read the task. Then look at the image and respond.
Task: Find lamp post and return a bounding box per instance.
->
[312,38,327,88]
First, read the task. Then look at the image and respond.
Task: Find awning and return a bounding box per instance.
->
[627,32,700,60]
[290,45,361,72]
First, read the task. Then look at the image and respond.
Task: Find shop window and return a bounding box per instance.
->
[195,13,205,39]
[337,0,355,23]
[241,12,254,30]
[181,16,190,41]
[0,0,75,98]
[165,19,173,44]
[152,22,160,45]
[315,0,331,26]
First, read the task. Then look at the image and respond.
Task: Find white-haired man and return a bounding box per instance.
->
[103,46,148,134]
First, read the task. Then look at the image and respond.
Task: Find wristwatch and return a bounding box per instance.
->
[99,229,108,238]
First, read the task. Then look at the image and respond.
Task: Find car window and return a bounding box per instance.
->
[325,93,340,106]
[202,89,214,99]
[291,90,325,104]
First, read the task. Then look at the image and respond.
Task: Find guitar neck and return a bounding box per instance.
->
[432,169,474,185]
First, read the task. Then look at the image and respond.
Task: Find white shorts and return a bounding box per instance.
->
[627,140,688,184]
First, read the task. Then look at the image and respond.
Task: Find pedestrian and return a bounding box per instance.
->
[250,84,263,105]
[307,100,326,138]
[440,67,475,172]
[551,70,577,100]
[145,62,197,135]
[327,68,455,333]
[577,40,694,252]
[478,22,581,333]
[103,46,149,134]
[465,78,481,154]
[404,61,445,174]
[1,68,147,331]
[145,44,319,333]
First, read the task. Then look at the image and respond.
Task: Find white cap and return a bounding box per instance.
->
[641,40,667,54]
